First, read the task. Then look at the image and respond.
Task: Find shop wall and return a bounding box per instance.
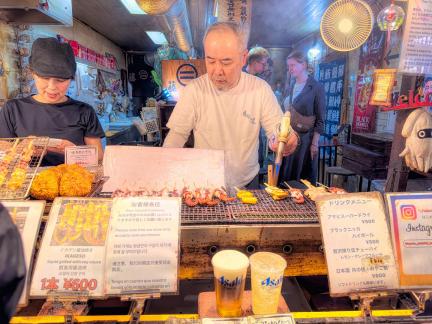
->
[0,21,20,102]
[29,19,125,69]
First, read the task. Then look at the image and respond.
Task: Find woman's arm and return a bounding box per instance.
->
[84,137,104,162]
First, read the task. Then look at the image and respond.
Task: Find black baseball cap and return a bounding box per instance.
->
[29,37,76,79]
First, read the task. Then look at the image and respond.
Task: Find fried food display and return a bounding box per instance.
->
[30,164,94,200]
[51,202,110,246]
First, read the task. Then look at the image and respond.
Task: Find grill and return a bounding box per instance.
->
[0,137,49,200]
[97,189,318,225]
[229,190,318,224]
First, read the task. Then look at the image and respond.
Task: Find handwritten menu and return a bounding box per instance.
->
[105,197,181,295]
[316,192,398,296]
[318,58,346,139]
[2,200,45,306]
[386,193,432,288]
[31,198,112,297]
[399,0,432,74]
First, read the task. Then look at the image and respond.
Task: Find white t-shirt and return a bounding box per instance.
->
[164,72,282,188]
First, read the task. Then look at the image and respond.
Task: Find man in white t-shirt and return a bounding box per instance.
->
[163,22,298,189]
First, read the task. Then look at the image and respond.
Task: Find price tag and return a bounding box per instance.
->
[316,192,399,296]
[65,145,98,167]
[250,314,295,324]
[386,192,432,288]
[105,197,181,295]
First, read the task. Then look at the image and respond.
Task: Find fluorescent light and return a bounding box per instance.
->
[120,0,147,14]
[146,31,168,45]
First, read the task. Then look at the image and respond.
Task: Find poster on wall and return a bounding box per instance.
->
[161,59,206,101]
[319,58,346,139]
[352,27,385,133]
[399,0,432,74]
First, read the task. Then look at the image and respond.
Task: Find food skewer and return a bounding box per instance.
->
[316,181,347,194]
[283,181,304,204]
[0,139,19,187]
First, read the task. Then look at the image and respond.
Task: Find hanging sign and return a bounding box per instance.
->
[369,69,397,107]
[386,192,432,288]
[399,0,432,74]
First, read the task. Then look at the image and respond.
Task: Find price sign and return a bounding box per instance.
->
[316,192,399,296]
[65,145,98,167]
[31,198,112,297]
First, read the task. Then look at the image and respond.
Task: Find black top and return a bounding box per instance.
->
[290,76,326,135]
[0,204,26,323]
[0,96,105,166]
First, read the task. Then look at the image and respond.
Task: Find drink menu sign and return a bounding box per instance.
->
[386,193,432,288]
[316,192,399,296]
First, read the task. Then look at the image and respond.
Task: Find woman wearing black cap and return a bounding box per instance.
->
[0,37,105,166]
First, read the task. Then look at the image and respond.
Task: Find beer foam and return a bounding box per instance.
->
[249,252,287,273]
[212,250,249,271]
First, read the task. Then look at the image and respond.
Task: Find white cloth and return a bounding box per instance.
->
[283,82,306,111]
[399,108,432,173]
[164,72,283,188]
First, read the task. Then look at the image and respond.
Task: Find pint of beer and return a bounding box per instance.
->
[211,250,249,317]
[250,252,287,315]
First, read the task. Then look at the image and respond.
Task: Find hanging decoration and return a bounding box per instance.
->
[377,1,405,66]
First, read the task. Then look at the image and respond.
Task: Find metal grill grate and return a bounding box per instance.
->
[95,190,318,225]
[229,190,318,223]
[181,202,233,224]
[0,137,49,200]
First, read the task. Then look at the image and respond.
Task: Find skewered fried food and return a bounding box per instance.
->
[301,179,329,201]
[264,183,290,200]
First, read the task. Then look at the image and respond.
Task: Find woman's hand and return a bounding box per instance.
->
[310,143,318,160]
[47,139,76,154]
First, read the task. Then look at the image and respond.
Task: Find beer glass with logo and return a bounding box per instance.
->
[211,250,249,317]
[250,252,287,315]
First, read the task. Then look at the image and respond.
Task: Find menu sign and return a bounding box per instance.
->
[31,198,112,297]
[316,192,399,296]
[65,145,98,167]
[370,69,397,107]
[399,0,432,74]
[386,193,432,288]
[105,197,181,294]
[2,200,45,306]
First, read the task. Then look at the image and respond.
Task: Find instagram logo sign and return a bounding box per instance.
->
[400,205,417,220]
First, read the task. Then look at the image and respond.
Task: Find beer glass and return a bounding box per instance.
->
[211,250,249,317]
[250,252,287,315]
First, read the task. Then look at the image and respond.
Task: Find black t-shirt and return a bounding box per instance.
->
[0,96,105,166]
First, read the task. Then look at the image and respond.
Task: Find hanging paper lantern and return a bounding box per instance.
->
[377,3,405,31]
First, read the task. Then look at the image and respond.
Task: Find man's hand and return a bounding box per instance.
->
[268,131,299,156]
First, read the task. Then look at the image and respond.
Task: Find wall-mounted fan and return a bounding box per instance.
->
[320,0,374,52]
